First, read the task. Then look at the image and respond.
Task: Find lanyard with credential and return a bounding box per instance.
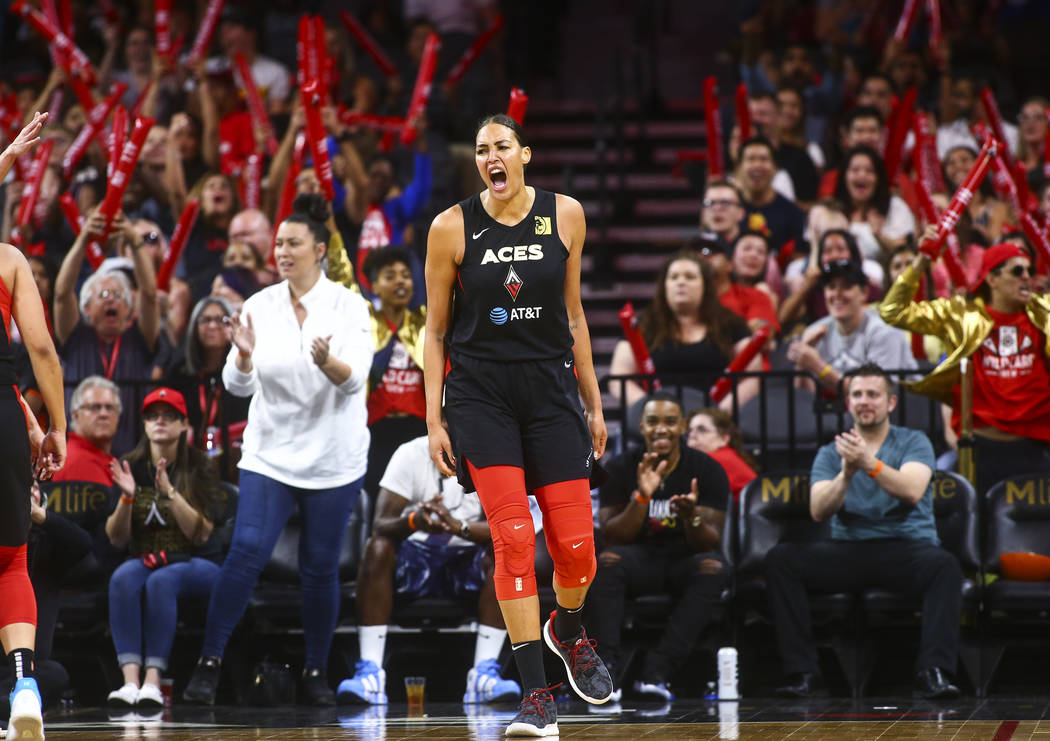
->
[98,334,123,380]
[198,380,220,428]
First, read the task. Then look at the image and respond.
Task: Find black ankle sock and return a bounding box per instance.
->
[510,640,546,694]
[8,648,34,681]
[553,603,584,643]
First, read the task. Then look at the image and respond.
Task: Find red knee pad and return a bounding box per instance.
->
[468,462,537,600]
[0,545,36,627]
[534,479,597,589]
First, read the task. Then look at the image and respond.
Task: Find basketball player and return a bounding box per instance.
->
[1,112,68,741]
[424,114,611,737]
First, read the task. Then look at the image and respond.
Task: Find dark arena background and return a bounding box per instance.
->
[3,0,1050,739]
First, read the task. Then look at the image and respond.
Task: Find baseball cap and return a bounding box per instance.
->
[819,259,866,287]
[141,387,188,418]
[970,242,1030,293]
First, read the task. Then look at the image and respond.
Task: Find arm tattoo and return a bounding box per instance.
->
[569,322,579,331]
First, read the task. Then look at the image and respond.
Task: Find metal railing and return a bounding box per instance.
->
[600,368,946,471]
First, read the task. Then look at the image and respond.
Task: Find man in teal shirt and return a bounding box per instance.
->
[766,363,962,699]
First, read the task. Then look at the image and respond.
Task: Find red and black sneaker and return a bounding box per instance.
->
[505,685,559,737]
[542,611,614,705]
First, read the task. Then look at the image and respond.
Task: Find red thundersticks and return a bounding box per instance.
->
[400,33,440,147]
[703,77,724,178]
[735,83,751,141]
[893,0,923,43]
[618,303,660,392]
[97,117,156,241]
[914,177,968,288]
[507,88,529,125]
[337,111,405,134]
[11,141,54,247]
[58,193,105,271]
[155,0,172,61]
[11,0,96,84]
[913,112,946,194]
[300,80,335,201]
[234,53,279,157]
[884,87,916,183]
[274,133,307,249]
[157,199,200,291]
[62,84,127,178]
[187,0,225,66]
[107,106,127,180]
[241,153,262,209]
[710,324,772,404]
[444,15,505,86]
[919,135,997,259]
[339,11,397,77]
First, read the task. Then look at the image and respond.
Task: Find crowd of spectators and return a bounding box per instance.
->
[5,0,1050,711]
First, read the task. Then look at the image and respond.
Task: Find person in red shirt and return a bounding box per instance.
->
[685,407,758,503]
[695,234,780,343]
[881,242,1050,494]
[50,377,119,488]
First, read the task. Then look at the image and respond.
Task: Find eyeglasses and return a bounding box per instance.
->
[703,198,741,209]
[97,289,125,301]
[141,231,161,245]
[1017,113,1046,124]
[997,264,1035,278]
[79,402,119,414]
[197,315,229,325]
[688,425,717,435]
[143,409,182,422]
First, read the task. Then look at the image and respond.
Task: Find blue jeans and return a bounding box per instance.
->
[109,557,221,671]
[200,470,362,668]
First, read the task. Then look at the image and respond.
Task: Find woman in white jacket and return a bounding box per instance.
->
[182,194,374,706]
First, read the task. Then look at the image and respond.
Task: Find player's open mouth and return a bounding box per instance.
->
[489,168,507,191]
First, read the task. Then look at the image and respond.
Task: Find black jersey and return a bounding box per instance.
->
[449,188,573,361]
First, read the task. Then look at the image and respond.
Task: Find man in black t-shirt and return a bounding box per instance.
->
[589,392,730,702]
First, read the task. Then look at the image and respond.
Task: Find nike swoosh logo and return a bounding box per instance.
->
[572,541,584,549]
[564,360,572,368]
[472,228,490,239]
[514,523,526,530]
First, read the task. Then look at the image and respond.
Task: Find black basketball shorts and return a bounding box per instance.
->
[0,387,32,547]
[444,351,594,493]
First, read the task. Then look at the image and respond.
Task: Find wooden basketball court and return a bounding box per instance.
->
[26,698,1040,740]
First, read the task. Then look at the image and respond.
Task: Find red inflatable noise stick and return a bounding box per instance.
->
[11,140,54,246]
[703,76,724,178]
[96,117,156,242]
[709,324,772,404]
[617,302,660,392]
[400,33,440,147]
[57,193,105,271]
[919,135,997,259]
[507,88,529,125]
[300,80,336,202]
[156,198,199,291]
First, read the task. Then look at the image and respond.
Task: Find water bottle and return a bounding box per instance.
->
[717,647,739,700]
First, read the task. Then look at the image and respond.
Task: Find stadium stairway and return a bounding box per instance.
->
[522,97,711,421]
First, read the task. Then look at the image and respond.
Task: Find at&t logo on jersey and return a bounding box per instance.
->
[480,244,544,264]
[489,306,543,325]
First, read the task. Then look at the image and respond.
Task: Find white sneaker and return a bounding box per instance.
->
[8,678,44,740]
[136,683,163,708]
[107,682,140,707]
